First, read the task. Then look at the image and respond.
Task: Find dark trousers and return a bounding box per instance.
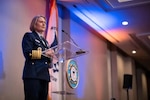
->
[23,79,49,100]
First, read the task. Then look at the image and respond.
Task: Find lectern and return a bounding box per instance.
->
[42,41,88,100]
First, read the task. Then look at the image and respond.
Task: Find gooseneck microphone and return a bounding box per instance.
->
[62,30,86,55]
[62,30,79,47]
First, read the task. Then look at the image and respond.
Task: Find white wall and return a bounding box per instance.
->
[136,68,148,100]
[61,8,110,100]
[110,46,137,100]
[69,19,109,100]
[116,53,136,100]
[0,0,47,100]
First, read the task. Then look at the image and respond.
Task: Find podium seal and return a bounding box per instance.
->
[66,59,79,89]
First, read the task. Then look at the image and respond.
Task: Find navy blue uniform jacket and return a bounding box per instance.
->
[22,31,52,82]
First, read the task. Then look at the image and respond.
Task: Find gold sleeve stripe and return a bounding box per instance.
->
[30,47,42,59]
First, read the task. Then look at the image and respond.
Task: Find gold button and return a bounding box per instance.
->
[29,53,32,56]
[45,62,47,64]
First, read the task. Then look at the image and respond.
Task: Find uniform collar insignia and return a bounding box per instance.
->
[35,39,40,43]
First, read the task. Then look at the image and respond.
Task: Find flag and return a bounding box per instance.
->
[46,0,59,100]
[46,0,58,46]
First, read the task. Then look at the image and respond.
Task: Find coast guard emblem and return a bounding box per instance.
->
[66,59,79,89]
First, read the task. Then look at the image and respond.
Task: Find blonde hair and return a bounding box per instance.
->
[30,15,46,31]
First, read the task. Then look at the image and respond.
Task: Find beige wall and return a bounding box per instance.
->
[0,0,47,100]
[116,53,137,100]
[136,68,148,100]
[110,46,138,100]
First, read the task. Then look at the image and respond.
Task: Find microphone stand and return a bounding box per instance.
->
[62,30,86,54]
[126,88,129,100]
[62,30,79,48]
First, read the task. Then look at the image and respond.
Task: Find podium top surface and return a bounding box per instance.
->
[42,41,88,60]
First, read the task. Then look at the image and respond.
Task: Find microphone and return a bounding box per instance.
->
[76,49,86,54]
[62,30,86,55]
[62,30,79,47]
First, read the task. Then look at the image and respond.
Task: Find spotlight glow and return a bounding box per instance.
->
[122,21,128,25]
[132,50,136,54]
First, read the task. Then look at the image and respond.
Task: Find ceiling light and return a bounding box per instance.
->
[118,0,133,3]
[132,50,136,54]
[148,35,150,39]
[122,21,128,25]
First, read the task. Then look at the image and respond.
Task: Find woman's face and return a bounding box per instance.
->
[34,17,46,34]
